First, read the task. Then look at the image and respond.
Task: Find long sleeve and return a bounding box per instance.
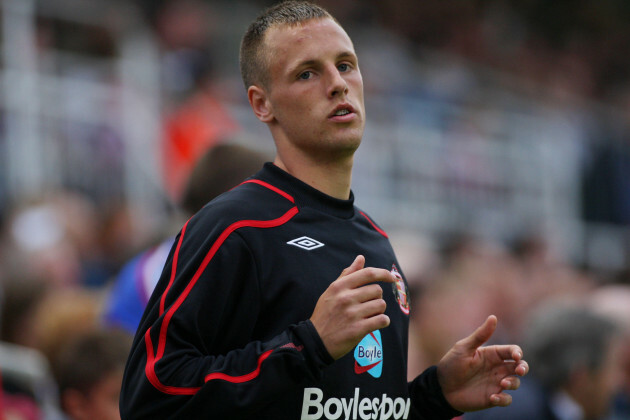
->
[407,366,463,420]
[120,208,333,419]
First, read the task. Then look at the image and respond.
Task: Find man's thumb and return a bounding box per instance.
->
[462,315,498,351]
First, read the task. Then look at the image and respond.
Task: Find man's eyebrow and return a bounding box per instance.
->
[289,51,357,73]
[336,51,357,61]
[291,59,317,72]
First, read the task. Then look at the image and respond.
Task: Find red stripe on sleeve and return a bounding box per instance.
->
[160,219,190,316]
[204,350,274,384]
[144,206,299,395]
[144,328,200,395]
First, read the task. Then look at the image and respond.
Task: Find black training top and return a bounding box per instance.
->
[120,163,461,420]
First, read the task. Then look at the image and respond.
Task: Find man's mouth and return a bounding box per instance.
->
[330,104,355,118]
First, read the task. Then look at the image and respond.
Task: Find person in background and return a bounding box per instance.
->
[589,285,630,419]
[102,142,268,333]
[0,274,49,418]
[156,0,242,201]
[465,302,624,420]
[53,328,132,420]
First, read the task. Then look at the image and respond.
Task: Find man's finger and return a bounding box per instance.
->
[354,297,387,319]
[339,255,366,278]
[460,315,498,351]
[490,392,512,407]
[358,313,391,334]
[491,345,524,362]
[343,268,397,290]
[500,376,520,391]
[515,360,529,376]
[488,359,529,381]
[351,283,384,303]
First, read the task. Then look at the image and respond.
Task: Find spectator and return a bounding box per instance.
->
[0,274,50,349]
[589,285,630,419]
[0,275,61,420]
[0,190,114,289]
[53,328,132,420]
[102,142,268,333]
[155,0,242,201]
[30,288,104,369]
[465,302,624,420]
[410,234,523,370]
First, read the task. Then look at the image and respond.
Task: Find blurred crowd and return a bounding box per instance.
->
[2,0,630,419]
[395,232,630,419]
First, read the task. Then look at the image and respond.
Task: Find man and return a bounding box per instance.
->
[120,2,528,419]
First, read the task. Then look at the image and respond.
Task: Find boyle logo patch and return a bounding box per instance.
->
[391,264,409,315]
[354,330,383,378]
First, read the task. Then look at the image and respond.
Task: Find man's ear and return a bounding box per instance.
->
[248,85,274,123]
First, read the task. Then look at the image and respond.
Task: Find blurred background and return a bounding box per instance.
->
[1,0,630,419]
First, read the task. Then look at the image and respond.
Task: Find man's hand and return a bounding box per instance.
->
[437,315,529,412]
[310,255,396,360]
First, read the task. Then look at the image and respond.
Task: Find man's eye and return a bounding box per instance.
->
[299,71,311,80]
[338,63,349,72]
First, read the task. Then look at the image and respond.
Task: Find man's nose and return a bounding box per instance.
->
[327,67,349,98]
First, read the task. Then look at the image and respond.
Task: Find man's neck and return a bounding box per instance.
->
[273,154,353,200]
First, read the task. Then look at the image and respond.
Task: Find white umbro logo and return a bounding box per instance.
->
[287,236,325,251]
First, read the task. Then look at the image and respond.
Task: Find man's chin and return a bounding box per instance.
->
[326,134,362,152]
[313,139,362,162]
[329,128,363,148]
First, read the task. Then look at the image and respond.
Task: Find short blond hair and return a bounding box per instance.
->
[239,1,336,90]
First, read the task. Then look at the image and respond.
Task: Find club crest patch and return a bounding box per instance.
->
[354,330,383,378]
[391,264,409,315]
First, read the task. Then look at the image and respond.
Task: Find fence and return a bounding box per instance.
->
[0,0,165,235]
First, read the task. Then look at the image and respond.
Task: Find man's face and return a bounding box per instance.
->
[260,18,365,161]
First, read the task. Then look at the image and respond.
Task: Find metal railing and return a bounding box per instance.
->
[1,0,628,273]
[0,0,165,234]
